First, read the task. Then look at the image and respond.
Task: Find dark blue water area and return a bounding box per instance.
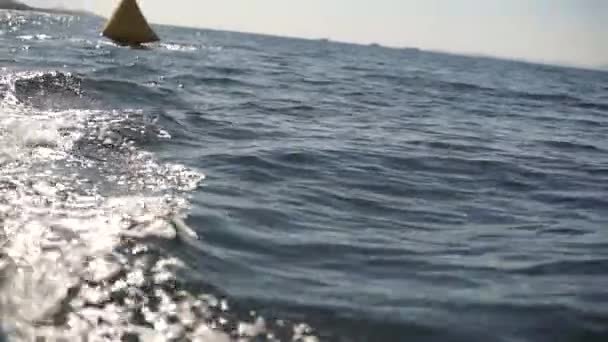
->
[2,11,608,341]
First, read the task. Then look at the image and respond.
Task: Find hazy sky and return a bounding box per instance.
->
[25,0,608,68]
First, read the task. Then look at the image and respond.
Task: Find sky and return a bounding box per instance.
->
[25,0,608,68]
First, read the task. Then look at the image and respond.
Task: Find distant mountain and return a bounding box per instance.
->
[0,0,32,10]
[0,0,94,16]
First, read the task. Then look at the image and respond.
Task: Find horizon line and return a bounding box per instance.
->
[142,18,607,73]
[7,4,608,72]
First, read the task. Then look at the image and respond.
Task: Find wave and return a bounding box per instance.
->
[7,71,84,109]
[0,70,323,341]
[358,71,608,111]
[341,65,376,72]
[511,259,608,276]
[90,63,160,80]
[160,42,198,52]
[0,109,199,339]
[536,139,605,153]
[205,65,251,76]
[85,78,186,108]
[167,74,256,88]
[3,70,189,111]
[16,33,52,41]
[508,90,608,110]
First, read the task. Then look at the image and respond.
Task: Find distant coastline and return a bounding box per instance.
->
[0,0,93,16]
[0,1,604,71]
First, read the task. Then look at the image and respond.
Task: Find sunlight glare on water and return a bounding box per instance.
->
[0,8,607,342]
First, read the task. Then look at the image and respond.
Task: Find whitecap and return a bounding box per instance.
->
[161,43,199,52]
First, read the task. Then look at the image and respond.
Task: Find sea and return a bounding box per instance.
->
[0,10,607,342]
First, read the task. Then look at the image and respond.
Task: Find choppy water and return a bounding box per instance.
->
[1,10,607,342]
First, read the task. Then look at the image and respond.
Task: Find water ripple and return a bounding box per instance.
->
[0,10,607,342]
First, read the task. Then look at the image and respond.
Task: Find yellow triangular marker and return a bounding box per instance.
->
[102,0,159,45]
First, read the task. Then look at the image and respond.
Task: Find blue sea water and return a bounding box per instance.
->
[0,10,607,342]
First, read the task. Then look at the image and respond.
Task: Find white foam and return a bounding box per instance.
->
[161,43,198,52]
[17,34,52,41]
[0,72,213,340]
[0,70,319,341]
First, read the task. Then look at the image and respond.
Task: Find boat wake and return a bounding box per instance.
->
[0,71,318,341]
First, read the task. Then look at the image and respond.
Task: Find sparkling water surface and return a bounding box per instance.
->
[0,10,607,342]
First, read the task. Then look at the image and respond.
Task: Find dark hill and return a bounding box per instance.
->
[0,0,94,16]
